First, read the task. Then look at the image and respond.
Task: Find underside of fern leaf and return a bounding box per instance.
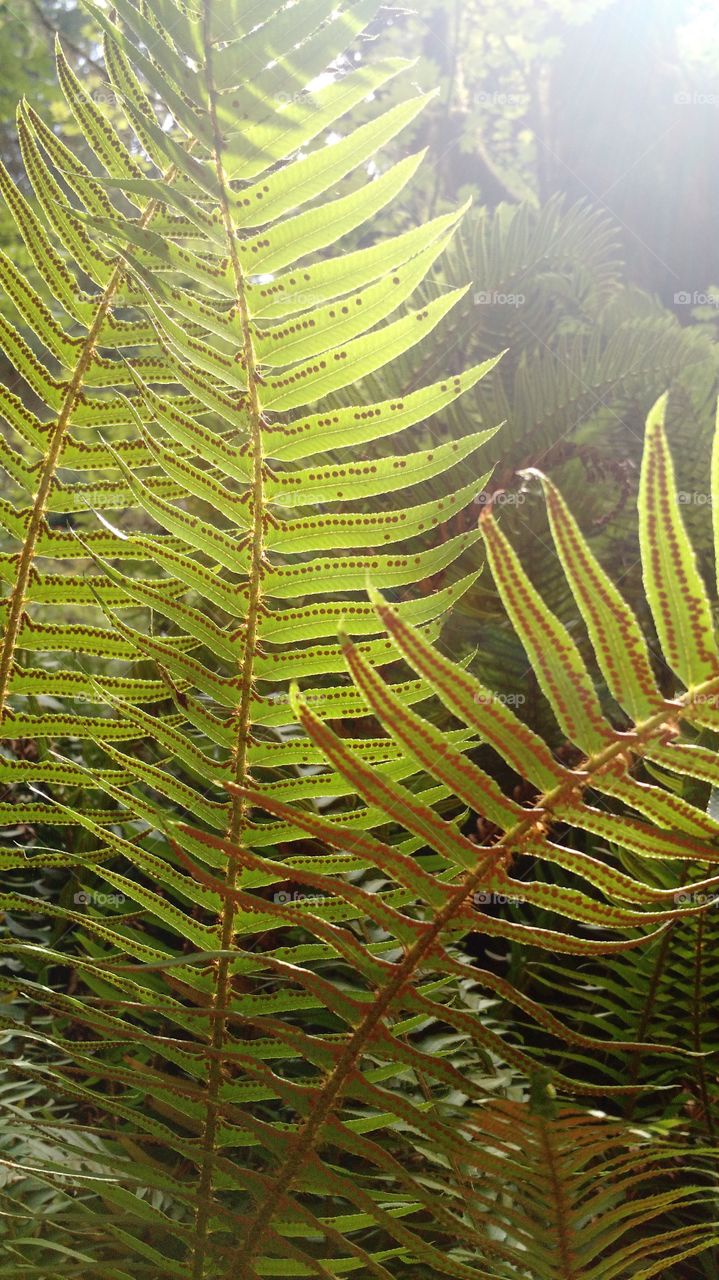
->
[0,1,718,1278]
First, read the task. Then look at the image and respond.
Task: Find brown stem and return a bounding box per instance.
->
[537,1116,576,1280]
[190,5,266,1274]
[233,676,719,1271]
[0,180,172,719]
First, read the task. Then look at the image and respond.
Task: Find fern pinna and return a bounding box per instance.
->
[0,1,718,1277]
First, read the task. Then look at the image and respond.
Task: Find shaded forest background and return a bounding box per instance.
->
[3,0,719,297]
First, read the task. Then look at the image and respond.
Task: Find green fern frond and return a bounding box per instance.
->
[0,3,718,1278]
[180,393,719,1276]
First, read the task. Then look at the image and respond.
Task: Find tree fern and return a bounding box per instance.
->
[0,3,718,1278]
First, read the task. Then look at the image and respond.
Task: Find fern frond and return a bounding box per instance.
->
[1,3,718,1278]
[183,396,719,1276]
[0,0,498,1274]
